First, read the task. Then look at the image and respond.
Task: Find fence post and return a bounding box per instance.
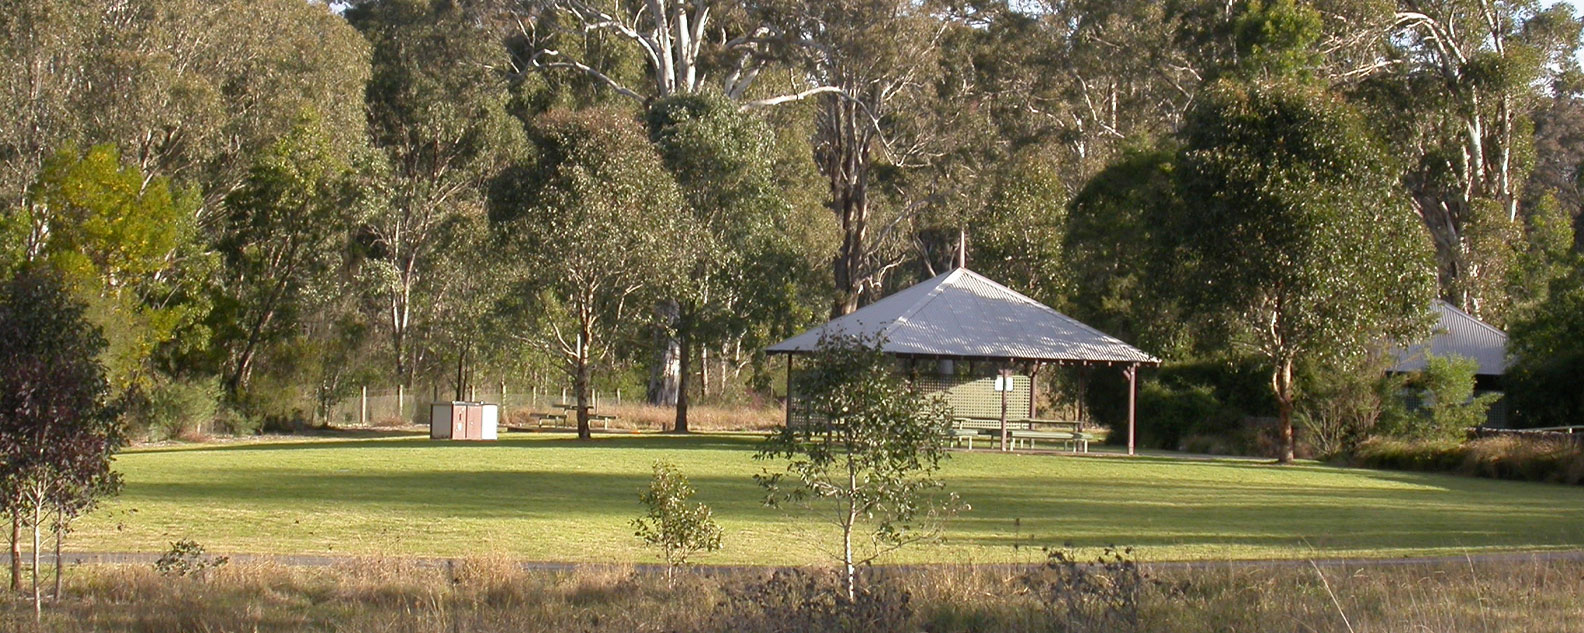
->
[397,384,405,421]
[361,386,368,426]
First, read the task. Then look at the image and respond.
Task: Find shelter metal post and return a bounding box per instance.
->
[1125,364,1138,456]
[784,354,793,428]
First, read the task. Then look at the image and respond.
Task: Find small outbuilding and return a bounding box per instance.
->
[430,402,499,440]
[1390,300,1509,426]
[766,268,1160,453]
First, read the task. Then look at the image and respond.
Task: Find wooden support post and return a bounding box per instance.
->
[999,368,1012,452]
[1126,364,1138,456]
[784,355,793,428]
[360,386,367,426]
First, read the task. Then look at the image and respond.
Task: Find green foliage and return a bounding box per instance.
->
[1229,0,1324,80]
[1507,261,1584,427]
[1414,355,1501,439]
[22,144,203,393]
[1176,78,1437,460]
[968,152,1069,309]
[1064,146,1198,358]
[210,118,365,395]
[632,460,724,576]
[1121,357,1277,453]
[138,375,224,441]
[490,108,689,438]
[756,334,957,598]
[154,539,229,578]
[1295,355,1405,459]
[0,265,124,607]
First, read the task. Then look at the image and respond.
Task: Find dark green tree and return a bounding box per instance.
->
[212,120,365,396]
[490,108,689,440]
[348,0,527,390]
[0,267,123,616]
[1506,258,1584,427]
[1175,79,1436,462]
[646,93,828,431]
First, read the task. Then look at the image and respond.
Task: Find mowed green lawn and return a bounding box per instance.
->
[73,433,1584,565]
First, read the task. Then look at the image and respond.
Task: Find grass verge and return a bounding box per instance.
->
[2,554,1581,632]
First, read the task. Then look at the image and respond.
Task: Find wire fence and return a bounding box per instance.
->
[325,386,636,427]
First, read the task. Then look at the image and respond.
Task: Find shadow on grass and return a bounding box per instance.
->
[128,432,767,455]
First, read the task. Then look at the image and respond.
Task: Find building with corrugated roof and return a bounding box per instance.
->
[1390,300,1509,426]
[767,267,1158,452]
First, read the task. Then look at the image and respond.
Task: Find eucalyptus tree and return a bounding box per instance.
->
[0,0,370,218]
[347,0,527,390]
[212,123,368,395]
[1374,0,1584,324]
[490,109,691,440]
[645,93,830,431]
[755,0,946,317]
[1175,78,1436,463]
[513,0,841,406]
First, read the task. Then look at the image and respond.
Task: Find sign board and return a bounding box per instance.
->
[994,375,1015,392]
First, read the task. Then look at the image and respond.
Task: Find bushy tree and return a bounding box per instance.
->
[646,93,828,431]
[21,144,203,393]
[1507,259,1584,427]
[1401,354,1501,440]
[756,334,957,600]
[490,108,690,440]
[0,266,123,616]
[632,460,723,579]
[1175,79,1436,463]
[348,0,526,389]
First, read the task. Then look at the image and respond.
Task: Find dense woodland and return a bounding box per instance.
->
[3,0,1584,452]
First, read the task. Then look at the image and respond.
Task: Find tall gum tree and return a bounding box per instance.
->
[1379,0,1583,324]
[348,0,527,392]
[512,0,847,406]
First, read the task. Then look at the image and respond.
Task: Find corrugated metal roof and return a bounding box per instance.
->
[1390,300,1508,376]
[766,268,1160,365]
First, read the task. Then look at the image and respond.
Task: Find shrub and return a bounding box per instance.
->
[1295,357,1404,459]
[141,376,223,441]
[1019,546,1175,633]
[1350,436,1584,485]
[632,460,723,578]
[1375,354,1498,441]
[1107,356,1275,453]
[154,539,229,579]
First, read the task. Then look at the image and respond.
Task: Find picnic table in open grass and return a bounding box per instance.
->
[520,403,618,430]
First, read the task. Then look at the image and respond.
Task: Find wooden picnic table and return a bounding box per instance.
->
[543,403,617,430]
[950,417,1093,453]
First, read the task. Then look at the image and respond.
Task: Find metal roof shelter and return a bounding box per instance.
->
[767,268,1160,454]
[1390,300,1507,377]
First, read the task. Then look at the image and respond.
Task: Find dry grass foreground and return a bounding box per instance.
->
[1,553,1580,632]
